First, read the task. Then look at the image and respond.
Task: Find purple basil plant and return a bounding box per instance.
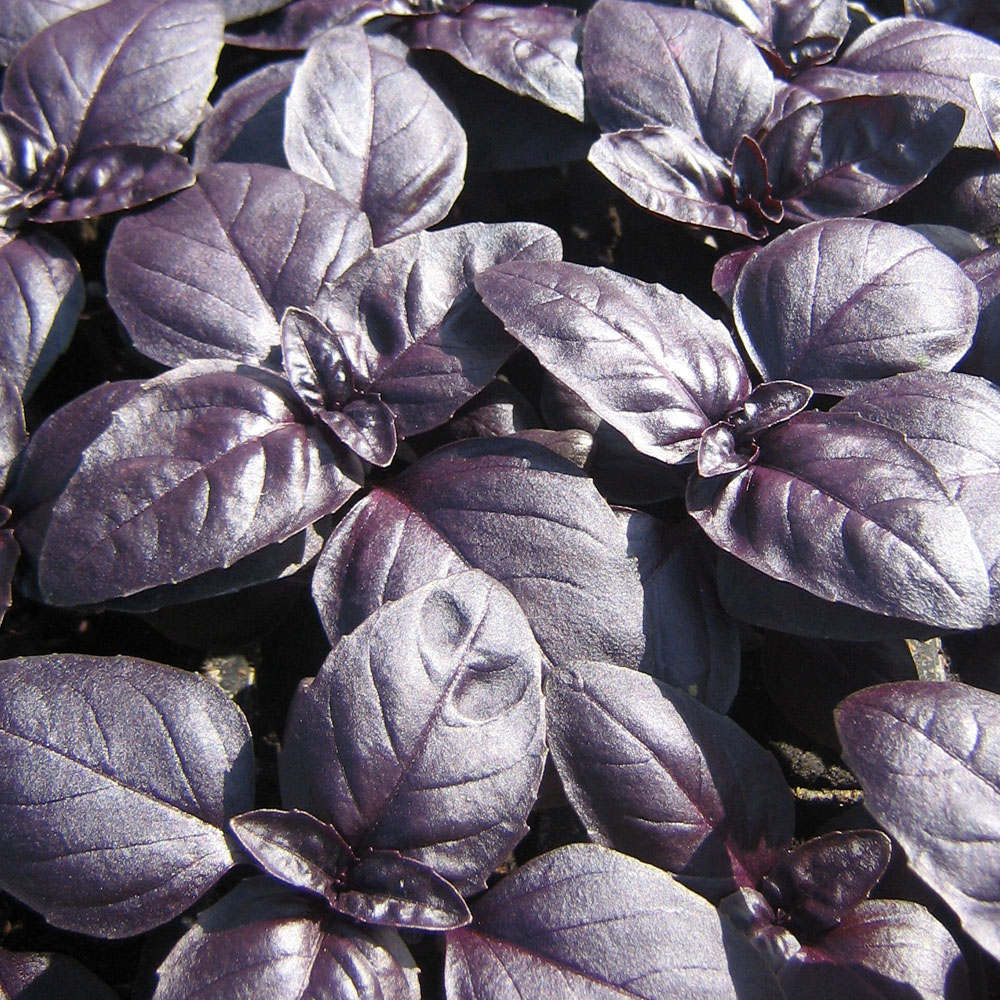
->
[3,1,1000,998]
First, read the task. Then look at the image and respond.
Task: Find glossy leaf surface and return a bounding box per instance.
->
[476,260,750,463]
[106,163,372,368]
[445,844,780,1000]
[588,126,758,237]
[229,809,471,930]
[0,230,81,397]
[546,660,793,900]
[1,0,223,155]
[780,900,969,1000]
[312,436,648,670]
[319,222,560,439]
[836,681,1000,962]
[0,0,104,66]
[284,26,466,244]
[281,570,545,894]
[836,371,1000,621]
[32,362,363,606]
[583,0,774,158]
[408,4,584,120]
[152,878,419,1000]
[732,219,978,392]
[687,411,991,629]
[0,654,253,938]
[762,95,964,223]
[838,17,1000,149]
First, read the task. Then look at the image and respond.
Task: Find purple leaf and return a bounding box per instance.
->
[280,307,353,415]
[836,681,1000,962]
[619,511,740,711]
[760,830,891,936]
[445,843,781,1000]
[311,436,648,670]
[281,570,545,894]
[0,0,105,66]
[106,163,373,368]
[319,400,397,468]
[224,0,380,51]
[961,244,1000,382]
[837,17,1000,149]
[546,660,793,900]
[835,371,1000,622]
[0,653,254,938]
[0,945,118,1000]
[687,410,991,629]
[476,260,750,463]
[229,809,472,930]
[732,219,979,392]
[582,0,774,158]
[761,95,964,223]
[334,851,471,931]
[34,144,195,223]
[31,362,363,606]
[0,507,18,630]
[193,59,296,171]
[588,126,758,237]
[408,4,584,120]
[318,222,561,440]
[0,231,82,398]
[780,899,969,1000]
[971,73,1000,156]
[0,369,26,492]
[284,25,466,245]
[1,0,223,156]
[152,877,419,1000]
[770,0,848,71]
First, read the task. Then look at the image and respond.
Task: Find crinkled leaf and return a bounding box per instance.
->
[582,0,774,158]
[106,163,372,368]
[39,144,194,223]
[280,306,353,414]
[835,371,1000,621]
[780,900,969,1000]
[408,4,584,120]
[229,809,471,930]
[836,681,1000,962]
[318,222,561,440]
[0,653,254,938]
[732,219,979,392]
[0,945,118,1000]
[311,436,648,670]
[762,95,964,223]
[477,260,750,463]
[1,0,223,156]
[687,410,991,629]
[761,830,891,936]
[319,400,397,467]
[445,843,781,1000]
[546,660,793,900]
[152,878,419,1000]
[33,362,363,606]
[838,17,1000,149]
[619,511,740,711]
[588,126,758,237]
[0,232,81,398]
[961,244,1000,382]
[771,0,849,71]
[193,59,295,171]
[284,26,466,244]
[281,570,545,895]
[0,0,105,66]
